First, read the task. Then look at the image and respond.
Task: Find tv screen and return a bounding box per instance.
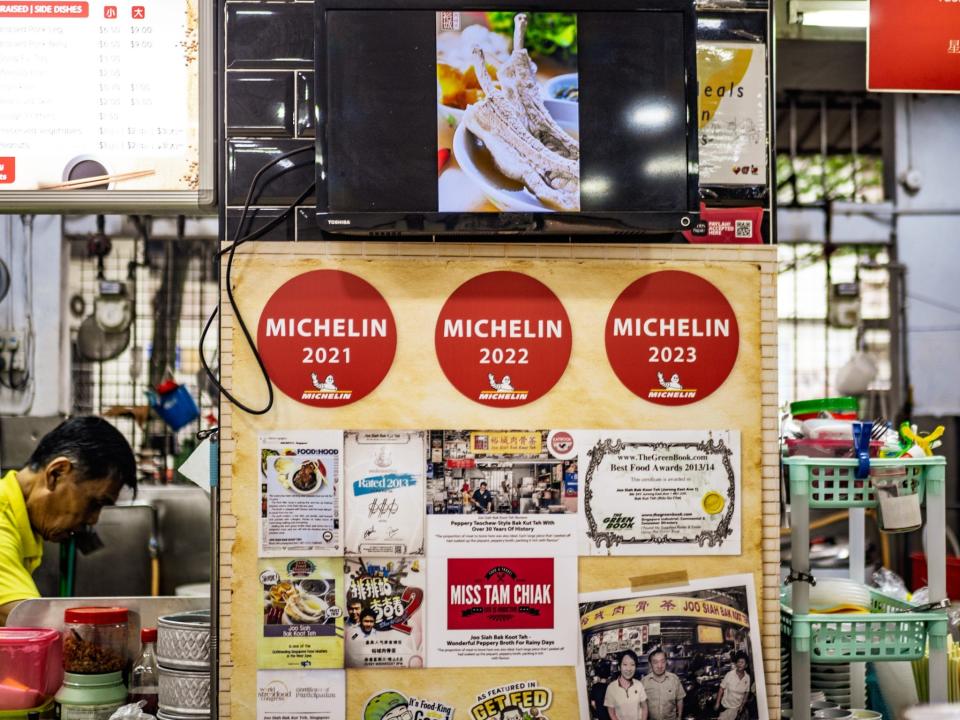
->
[315,1,699,235]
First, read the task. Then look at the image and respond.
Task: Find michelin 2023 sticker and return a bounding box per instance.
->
[605,271,739,406]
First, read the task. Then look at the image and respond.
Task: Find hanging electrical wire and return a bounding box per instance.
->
[199,145,315,415]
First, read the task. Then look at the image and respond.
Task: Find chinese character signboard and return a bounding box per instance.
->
[868,0,960,93]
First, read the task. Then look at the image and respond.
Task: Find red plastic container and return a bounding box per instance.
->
[784,438,882,458]
[911,552,960,599]
[0,628,62,710]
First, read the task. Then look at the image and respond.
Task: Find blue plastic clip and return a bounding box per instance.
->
[853,421,873,480]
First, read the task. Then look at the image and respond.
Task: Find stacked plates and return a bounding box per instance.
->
[783,579,872,614]
[811,663,867,709]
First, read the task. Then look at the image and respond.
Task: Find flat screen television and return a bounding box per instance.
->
[315,0,699,235]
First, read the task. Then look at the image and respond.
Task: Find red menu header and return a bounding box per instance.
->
[869,0,960,92]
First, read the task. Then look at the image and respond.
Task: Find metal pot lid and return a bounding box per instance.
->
[158,610,210,627]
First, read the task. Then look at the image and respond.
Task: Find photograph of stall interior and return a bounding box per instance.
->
[427,430,576,515]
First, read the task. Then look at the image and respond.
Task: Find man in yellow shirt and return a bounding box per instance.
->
[0,416,136,625]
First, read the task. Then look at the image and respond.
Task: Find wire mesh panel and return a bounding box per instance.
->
[68,232,218,480]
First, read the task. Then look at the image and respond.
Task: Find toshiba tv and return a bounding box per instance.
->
[315,0,699,235]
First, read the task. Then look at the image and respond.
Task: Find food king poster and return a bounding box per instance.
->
[426,553,577,667]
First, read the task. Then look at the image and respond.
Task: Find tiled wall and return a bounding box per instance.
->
[223,1,322,241]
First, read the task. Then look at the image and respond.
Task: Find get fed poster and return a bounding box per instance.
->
[426,554,577,667]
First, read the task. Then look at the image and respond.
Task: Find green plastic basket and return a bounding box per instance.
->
[784,590,948,663]
[785,456,945,509]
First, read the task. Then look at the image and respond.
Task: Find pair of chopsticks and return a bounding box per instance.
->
[38,169,155,191]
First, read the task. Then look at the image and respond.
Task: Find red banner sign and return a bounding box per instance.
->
[868,0,960,92]
[682,205,763,244]
[447,558,555,630]
[256,270,397,407]
[605,271,739,406]
[435,272,572,408]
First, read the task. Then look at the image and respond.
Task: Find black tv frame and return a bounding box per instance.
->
[314,0,700,236]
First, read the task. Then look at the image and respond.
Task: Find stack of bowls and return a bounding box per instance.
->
[782,578,872,614]
[782,691,828,718]
[156,610,211,720]
[812,663,853,708]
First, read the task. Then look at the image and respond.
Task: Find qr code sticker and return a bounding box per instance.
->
[735,220,753,239]
[440,11,460,31]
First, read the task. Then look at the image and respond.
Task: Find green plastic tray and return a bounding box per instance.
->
[784,456,945,509]
[782,590,948,663]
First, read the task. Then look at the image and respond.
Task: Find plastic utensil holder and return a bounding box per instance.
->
[785,590,947,663]
[785,456,945,509]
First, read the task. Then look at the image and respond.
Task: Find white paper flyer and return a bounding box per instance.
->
[257,670,345,720]
[425,429,578,554]
[259,430,344,556]
[579,430,741,556]
[344,431,426,556]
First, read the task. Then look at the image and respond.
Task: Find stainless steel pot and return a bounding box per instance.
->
[158,666,211,715]
[157,609,210,670]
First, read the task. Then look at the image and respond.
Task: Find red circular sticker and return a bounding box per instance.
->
[605,271,739,405]
[435,271,572,407]
[257,270,397,407]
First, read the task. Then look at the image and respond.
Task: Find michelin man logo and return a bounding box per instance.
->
[312,373,338,391]
[488,373,514,392]
[657,372,683,390]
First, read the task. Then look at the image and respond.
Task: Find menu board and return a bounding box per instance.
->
[0,0,211,209]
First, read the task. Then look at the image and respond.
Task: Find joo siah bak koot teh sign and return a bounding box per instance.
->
[257,270,397,407]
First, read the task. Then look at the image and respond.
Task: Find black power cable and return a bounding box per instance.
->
[199,146,314,415]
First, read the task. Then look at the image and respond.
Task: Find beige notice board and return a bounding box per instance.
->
[218,242,780,718]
